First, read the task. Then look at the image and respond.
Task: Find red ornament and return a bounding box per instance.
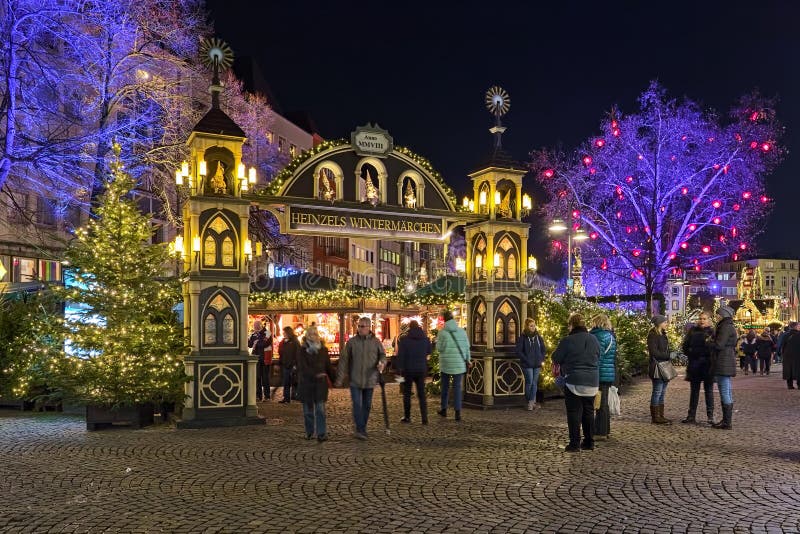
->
[543,169,554,178]
[611,120,618,128]
[712,200,722,209]
[590,232,598,240]
[572,222,580,231]
[750,141,758,149]
[589,167,596,175]
[688,224,697,231]
[713,217,721,224]
[719,234,726,242]
[615,185,623,195]
[625,175,633,183]
[616,211,622,219]
[739,243,747,250]
[733,253,739,261]
[723,165,729,174]
[702,245,711,254]
[681,187,688,195]
[612,128,620,137]
[668,252,677,260]
[632,249,641,257]
[681,135,688,141]
[731,226,737,237]
[733,203,741,211]
[601,258,608,270]
[713,164,720,170]
[680,242,689,249]
[582,155,592,166]
[750,111,759,121]
[760,195,769,203]
[761,143,771,152]
[595,139,605,148]
[734,133,742,142]
[695,265,701,271]
[572,209,580,219]
[743,191,752,200]
[626,226,632,234]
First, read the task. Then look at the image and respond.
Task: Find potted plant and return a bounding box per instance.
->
[21,143,189,429]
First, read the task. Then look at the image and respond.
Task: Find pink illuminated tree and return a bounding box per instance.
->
[531,82,783,313]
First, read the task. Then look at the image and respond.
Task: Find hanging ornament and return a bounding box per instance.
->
[713,217,721,224]
[582,156,592,166]
[733,203,741,211]
[543,169,554,178]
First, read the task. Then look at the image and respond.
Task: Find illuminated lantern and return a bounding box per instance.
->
[695,266,701,271]
[543,169,554,178]
[611,120,618,128]
[601,258,608,270]
[733,253,739,261]
[713,164,720,170]
[719,235,725,242]
[681,135,688,141]
[731,227,737,237]
[615,185,623,195]
[589,167,596,175]
[750,112,759,121]
[723,165,729,174]
[582,155,592,166]
[712,200,722,209]
[572,222,580,231]
[612,128,620,137]
[616,211,622,219]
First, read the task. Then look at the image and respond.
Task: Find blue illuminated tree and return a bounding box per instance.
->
[531,82,783,312]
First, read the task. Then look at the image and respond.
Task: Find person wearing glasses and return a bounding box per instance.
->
[336,318,386,440]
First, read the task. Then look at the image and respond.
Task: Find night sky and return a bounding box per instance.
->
[206,0,800,271]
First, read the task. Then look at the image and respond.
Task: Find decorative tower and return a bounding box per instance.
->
[462,87,533,408]
[176,39,261,427]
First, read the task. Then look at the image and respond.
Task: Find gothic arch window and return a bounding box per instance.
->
[472,234,487,281]
[478,182,490,215]
[397,171,424,209]
[494,234,520,282]
[314,161,343,202]
[201,214,238,269]
[355,158,387,204]
[494,298,519,346]
[203,292,237,347]
[472,299,487,345]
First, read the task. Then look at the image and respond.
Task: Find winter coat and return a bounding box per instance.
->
[781,330,800,381]
[396,325,431,375]
[436,319,471,375]
[682,326,713,382]
[515,329,546,369]
[337,332,386,388]
[247,329,273,365]
[552,326,600,388]
[590,327,616,384]
[756,334,775,359]
[279,334,300,368]
[740,335,758,357]
[296,341,335,403]
[711,317,737,377]
[647,328,670,378]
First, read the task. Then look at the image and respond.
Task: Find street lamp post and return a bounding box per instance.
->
[548,218,588,293]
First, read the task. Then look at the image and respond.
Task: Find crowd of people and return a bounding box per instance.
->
[247,306,800,449]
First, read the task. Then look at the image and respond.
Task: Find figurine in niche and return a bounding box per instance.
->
[418,261,428,285]
[572,246,582,272]
[404,179,417,209]
[498,189,512,218]
[210,162,227,194]
[364,169,379,206]
[319,168,336,202]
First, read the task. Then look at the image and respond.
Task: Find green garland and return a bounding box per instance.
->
[249,287,463,308]
[254,139,469,212]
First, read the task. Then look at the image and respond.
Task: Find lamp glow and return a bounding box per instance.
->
[181,161,189,176]
[574,229,589,242]
[468,200,475,211]
[248,167,256,184]
[522,194,532,210]
[175,169,183,186]
[549,218,567,232]
[476,254,483,269]
[244,239,252,259]
[462,196,469,208]
[479,190,487,206]
[455,257,465,273]
[237,163,245,179]
[494,252,501,268]
[528,255,537,270]
[192,236,201,253]
[174,235,184,258]
[199,161,207,176]
[494,191,501,206]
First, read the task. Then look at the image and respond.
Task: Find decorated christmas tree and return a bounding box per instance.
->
[19,143,188,407]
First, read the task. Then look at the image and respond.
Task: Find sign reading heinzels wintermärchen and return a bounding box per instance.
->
[255,123,481,243]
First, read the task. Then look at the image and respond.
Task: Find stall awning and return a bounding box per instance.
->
[413,275,465,297]
[251,273,338,293]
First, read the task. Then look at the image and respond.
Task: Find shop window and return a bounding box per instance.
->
[13,257,36,282]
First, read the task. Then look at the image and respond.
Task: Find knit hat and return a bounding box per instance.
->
[716,305,734,319]
[651,315,668,327]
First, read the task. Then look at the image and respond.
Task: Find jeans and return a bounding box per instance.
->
[349,386,374,434]
[302,400,327,437]
[440,372,464,411]
[564,387,594,446]
[651,378,669,405]
[522,367,541,403]
[715,375,733,405]
[282,366,294,401]
[688,377,714,418]
[402,372,427,419]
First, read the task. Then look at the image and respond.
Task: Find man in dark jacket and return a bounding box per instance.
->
[781,322,800,389]
[279,326,300,403]
[396,321,431,424]
[516,317,546,411]
[712,306,737,429]
[248,320,271,401]
[755,329,775,376]
[552,312,600,452]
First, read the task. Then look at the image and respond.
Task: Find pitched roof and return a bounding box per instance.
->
[192,107,246,139]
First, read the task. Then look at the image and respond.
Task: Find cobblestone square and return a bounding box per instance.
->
[1,367,799,533]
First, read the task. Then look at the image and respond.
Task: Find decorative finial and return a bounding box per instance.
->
[485,86,510,152]
[199,37,234,109]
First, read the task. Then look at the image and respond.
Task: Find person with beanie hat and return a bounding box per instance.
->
[647,314,672,424]
[711,305,738,429]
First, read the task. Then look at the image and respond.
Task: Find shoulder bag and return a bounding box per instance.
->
[653,358,678,381]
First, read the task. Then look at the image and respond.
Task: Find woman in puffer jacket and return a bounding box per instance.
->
[590,313,616,439]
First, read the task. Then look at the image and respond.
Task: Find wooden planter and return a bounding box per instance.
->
[85,403,154,431]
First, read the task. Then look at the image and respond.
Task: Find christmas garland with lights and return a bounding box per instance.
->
[249,287,463,308]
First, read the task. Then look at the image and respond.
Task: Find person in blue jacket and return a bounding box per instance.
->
[436,309,471,421]
[590,313,616,438]
[516,317,546,411]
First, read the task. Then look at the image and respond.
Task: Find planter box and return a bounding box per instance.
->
[86,403,154,431]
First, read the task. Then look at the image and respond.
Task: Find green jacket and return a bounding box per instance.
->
[436,319,471,374]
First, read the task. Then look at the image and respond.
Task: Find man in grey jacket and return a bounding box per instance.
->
[337,317,387,440]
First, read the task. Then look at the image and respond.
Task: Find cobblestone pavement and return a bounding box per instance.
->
[1,366,799,534]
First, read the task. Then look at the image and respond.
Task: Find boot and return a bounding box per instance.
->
[650,405,659,424]
[654,405,672,425]
[437,409,447,418]
[681,411,696,424]
[713,404,733,429]
[706,408,714,425]
[454,410,461,421]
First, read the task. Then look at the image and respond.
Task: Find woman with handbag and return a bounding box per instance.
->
[711,306,738,430]
[590,313,616,438]
[681,312,715,425]
[436,309,471,422]
[648,315,673,425]
[296,325,336,442]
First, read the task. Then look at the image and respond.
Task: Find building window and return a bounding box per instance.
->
[782,276,787,287]
[766,274,774,288]
[766,261,774,269]
[290,144,297,157]
[266,131,274,144]
[672,300,679,310]
[278,137,286,153]
[781,262,786,269]
[671,287,679,296]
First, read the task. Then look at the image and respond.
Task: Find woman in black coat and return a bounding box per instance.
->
[680,312,715,425]
[782,324,800,389]
[296,325,336,442]
[648,315,672,425]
